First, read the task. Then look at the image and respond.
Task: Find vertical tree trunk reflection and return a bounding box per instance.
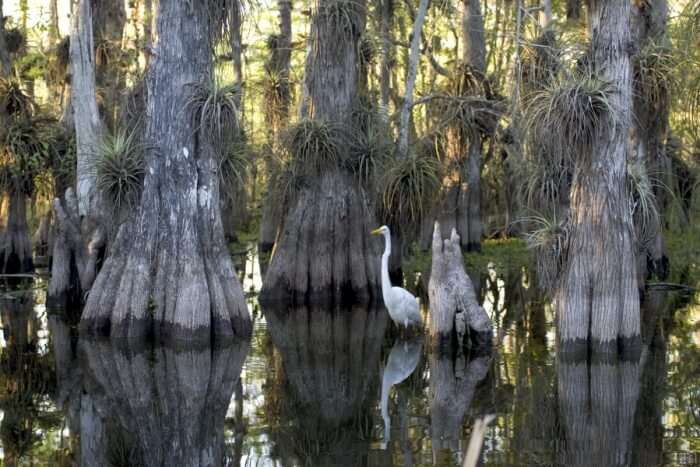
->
[557,356,643,466]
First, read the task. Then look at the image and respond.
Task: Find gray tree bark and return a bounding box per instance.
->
[397,0,430,157]
[379,0,394,110]
[0,190,33,273]
[631,0,670,281]
[259,0,293,256]
[555,0,640,356]
[71,0,103,217]
[429,222,491,349]
[80,0,251,342]
[260,0,382,305]
[48,0,106,309]
[435,0,485,252]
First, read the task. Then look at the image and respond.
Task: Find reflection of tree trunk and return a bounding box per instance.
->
[79,339,250,466]
[263,305,388,466]
[430,350,491,463]
[557,356,643,466]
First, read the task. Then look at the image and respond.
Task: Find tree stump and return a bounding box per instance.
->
[428,222,491,349]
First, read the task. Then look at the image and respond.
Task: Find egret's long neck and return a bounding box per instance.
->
[381,232,392,295]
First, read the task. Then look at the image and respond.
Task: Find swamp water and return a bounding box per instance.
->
[0,250,699,466]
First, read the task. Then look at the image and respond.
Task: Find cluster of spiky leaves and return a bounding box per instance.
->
[522,213,569,293]
[525,69,619,162]
[220,137,252,202]
[347,100,393,187]
[186,79,241,156]
[261,69,292,125]
[633,41,675,113]
[93,129,145,212]
[282,118,347,177]
[0,79,58,195]
[0,79,35,117]
[379,150,442,225]
[432,63,504,143]
[520,30,560,90]
[317,0,364,39]
[626,161,662,248]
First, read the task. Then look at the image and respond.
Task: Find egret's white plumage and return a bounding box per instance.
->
[371,225,422,328]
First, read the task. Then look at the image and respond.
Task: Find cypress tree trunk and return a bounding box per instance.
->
[48,0,106,308]
[379,0,394,110]
[0,0,11,76]
[555,0,640,355]
[260,0,382,304]
[80,0,251,342]
[439,0,485,252]
[259,0,293,255]
[631,0,670,281]
[0,190,33,273]
[566,0,581,22]
[92,0,126,127]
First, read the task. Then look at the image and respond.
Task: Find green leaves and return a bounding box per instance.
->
[93,129,146,212]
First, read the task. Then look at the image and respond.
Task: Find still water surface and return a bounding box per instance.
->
[0,252,698,466]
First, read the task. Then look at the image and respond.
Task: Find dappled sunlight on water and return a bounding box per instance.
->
[0,257,699,466]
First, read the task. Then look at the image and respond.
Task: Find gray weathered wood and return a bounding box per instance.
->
[79,0,251,342]
[429,222,491,348]
[555,0,640,355]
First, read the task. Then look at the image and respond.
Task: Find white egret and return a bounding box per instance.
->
[370,225,422,328]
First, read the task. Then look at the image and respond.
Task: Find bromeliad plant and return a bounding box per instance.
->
[93,129,146,212]
[186,79,241,157]
[525,68,620,163]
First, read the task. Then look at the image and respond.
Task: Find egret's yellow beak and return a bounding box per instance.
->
[370,227,383,236]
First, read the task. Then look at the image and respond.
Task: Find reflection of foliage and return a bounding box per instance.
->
[0,301,61,464]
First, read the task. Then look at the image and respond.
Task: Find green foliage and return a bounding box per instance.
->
[432,63,504,141]
[380,152,441,225]
[220,138,252,201]
[282,118,346,177]
[633,41,675,112]
[520,30,559,90]
[347,101,393,186]
[0,81,56,195]
[522,214,568,293]
[261,68,291,123]
[626,161,661,247]
[525,69,619,160]
[0,78,35,117]
[186,79,241,156]
[94,129,146,211]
